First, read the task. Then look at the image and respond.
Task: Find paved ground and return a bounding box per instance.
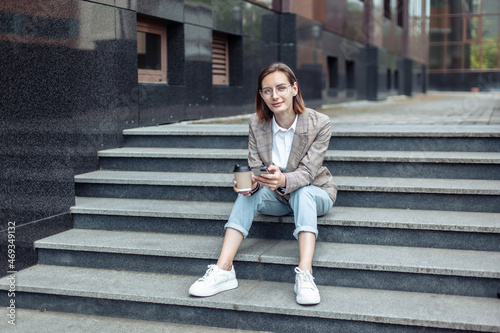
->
[190,92,500,126]
[321,92,500,125]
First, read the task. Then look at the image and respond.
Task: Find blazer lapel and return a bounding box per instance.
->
[257,118,273,166]
[286,111,308,172]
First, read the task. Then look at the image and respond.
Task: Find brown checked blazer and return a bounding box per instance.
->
[247,108,337,204]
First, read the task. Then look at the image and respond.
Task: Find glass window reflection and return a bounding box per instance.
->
[465,43,481,69]
[430,17,446,42]
[447,44,462,69]
[448,17,462,41]
[482,15,499,40]
[481,43,499,68]
[245,0,272,10]
[448,0,463,15]
[463,0,482,14]
[465,16,480,40]
[483,0,500,13]
[137,31,161,70]
[429,45,445,69]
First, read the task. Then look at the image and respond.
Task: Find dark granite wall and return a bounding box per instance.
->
[429,72,500,92]
[0,0,427,276]
[1,0,139,275]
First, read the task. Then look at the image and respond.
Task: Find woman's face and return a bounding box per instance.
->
[260,71,298,117]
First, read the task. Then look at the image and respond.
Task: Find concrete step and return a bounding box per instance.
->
[35,229,500,298]
[71,197,500,251]
[122,124,500,152]
[1,265,499,332]
[97,147,500,180]
[0,309,267,333]
[74,171,500,212]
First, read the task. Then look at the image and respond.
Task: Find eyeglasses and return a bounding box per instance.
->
[260,84,293,99]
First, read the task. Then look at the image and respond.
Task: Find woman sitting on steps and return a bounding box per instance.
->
[188,62,337,305]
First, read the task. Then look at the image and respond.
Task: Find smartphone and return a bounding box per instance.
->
[251,166,273,176]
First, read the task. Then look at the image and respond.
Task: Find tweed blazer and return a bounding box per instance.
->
[248,108,337,204]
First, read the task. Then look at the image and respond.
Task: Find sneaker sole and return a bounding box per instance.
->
[189,279,238,297]
[295,294,321,305]
[294,285,320,305]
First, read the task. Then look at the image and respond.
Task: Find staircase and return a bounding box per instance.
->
[2,123,500,332]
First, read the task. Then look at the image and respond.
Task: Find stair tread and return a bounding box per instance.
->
[0,309,266,333]
[71,197,500,233]
[1,265,499,331]
[74,170,500,195]
[98,147,500,164]
[122,123,500,138]
[35,229,500,278]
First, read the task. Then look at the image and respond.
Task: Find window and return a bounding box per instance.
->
[346,60,355,89]
[327,57,338,89]
[464,16,480,41]
[397,0,404,27]
[447,44,463,69]
[137,20,167,83]
[212,33,229,86]
[387,69,392,90]
[384,0,391,19]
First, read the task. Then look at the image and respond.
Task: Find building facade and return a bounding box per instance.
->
[428,0,500,91]
[0,0,428,274]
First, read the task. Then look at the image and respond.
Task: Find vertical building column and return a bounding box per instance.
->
[278,13,297,70]
[360,0,379,101]
[359,46,379,101]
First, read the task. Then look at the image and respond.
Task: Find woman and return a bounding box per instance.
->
[189,62,337,305]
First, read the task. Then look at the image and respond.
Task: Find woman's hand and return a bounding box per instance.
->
[254,164,286,191]
[233,177,259,197]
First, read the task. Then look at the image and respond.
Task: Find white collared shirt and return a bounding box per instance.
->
[272,115,298,170]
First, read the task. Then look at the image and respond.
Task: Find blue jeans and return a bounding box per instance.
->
[224,185,334,239]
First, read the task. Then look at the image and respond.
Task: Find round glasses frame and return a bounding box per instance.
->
[260,84,293,99]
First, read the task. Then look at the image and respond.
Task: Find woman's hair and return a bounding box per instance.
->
[255,62,305,121]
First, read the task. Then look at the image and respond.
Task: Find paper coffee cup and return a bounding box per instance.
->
[233,165,252,192]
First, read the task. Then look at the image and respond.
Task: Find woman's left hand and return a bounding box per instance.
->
[254,164,286,191]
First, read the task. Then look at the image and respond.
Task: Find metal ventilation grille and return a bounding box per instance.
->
[212,34,229,85]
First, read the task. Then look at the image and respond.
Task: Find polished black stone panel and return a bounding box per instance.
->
[184,0,213,28]
[184,24,213,121]
[212,0,243,35]
[116,0,137,11]
[359,46,379,101]
[166,21,185,85]
[228,34,244,86]
[242,38,279,98]
[243,2,278,43]
[137,0,183,22]
[139,84,186,125]
[429,71,500,91]
[0,0,138,277]
[296,61,323,100]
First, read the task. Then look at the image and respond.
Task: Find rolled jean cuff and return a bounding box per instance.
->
[224,223,249,239]
[293,226,318,240]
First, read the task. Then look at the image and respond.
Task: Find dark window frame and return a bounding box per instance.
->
[137,19,167,83]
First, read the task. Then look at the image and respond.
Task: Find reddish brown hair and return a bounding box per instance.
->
[255,62,305,121]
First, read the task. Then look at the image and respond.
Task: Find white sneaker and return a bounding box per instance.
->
[189,264,238,297]
[294,267,320,305]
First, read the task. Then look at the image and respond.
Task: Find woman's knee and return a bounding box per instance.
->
[290,186,333,216]
[256,188,292,216]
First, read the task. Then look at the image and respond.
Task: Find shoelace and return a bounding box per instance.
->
[295,267,317,290]
[198,264,219,283]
